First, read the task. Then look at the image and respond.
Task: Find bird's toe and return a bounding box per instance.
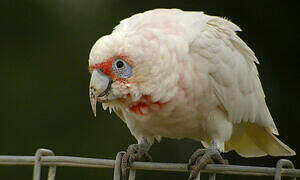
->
[121,144,152,180]
[187,148,228,180]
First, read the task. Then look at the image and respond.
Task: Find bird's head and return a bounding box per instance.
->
[88,31,180,116]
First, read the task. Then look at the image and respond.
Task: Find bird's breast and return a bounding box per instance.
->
[117,90,217,141]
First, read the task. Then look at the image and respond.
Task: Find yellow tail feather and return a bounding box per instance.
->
[225,123,295,157]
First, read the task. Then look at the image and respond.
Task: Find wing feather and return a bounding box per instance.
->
[190,15,278,135]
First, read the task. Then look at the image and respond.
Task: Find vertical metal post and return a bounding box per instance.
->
[113,151,125,180]
[274,159,296,180]
[128,169,136,180]
[33,148,56,180]
[209,173,216,180]
[113,152,136,180]
[196,172,200,180]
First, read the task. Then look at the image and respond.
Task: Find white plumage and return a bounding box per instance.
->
[89,9,295,158]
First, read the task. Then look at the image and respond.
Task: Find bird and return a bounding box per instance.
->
[88,8,295,179]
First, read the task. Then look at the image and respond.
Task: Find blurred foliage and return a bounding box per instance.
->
[0,0,299,179]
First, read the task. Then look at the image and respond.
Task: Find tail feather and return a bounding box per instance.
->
[225,123,295,157]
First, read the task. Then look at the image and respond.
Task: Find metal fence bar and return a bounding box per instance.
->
[209,173,216,180]
[274,159,296,180]
[33,148,56,180]
[113,151,136,180]
[1,155,299,177]
[0,156,116,167]
[113,151,124,180]
[1,152,300,179]
[0,156,35,165]
[128,169,136,180]
[196,173,200,180]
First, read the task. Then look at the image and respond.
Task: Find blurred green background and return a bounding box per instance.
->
[0,0,299,179]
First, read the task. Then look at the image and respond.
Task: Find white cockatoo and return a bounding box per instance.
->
[88,9,295,179]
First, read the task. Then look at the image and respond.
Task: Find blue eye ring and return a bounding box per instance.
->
[112,58,132,79]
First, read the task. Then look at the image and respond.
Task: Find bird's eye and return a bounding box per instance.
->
[112,58,132,79]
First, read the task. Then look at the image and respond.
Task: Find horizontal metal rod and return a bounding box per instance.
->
[1,155,299,178]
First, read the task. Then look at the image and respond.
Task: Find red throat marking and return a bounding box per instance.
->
[130,102,147,115]
[128,95,166,115]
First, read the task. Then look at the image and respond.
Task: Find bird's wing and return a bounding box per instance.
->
[189,15,278,135]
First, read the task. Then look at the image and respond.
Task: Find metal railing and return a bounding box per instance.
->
[0,148,299,180]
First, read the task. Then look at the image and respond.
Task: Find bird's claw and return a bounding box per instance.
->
[187,148,228,180]
[121,144,152,180]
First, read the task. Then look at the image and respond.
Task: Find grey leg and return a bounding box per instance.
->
[121,138,152,180]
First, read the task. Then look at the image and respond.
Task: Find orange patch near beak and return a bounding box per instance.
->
[89,56,131,84]
[90,58,114,77]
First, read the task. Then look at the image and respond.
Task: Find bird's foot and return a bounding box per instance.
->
[187,148,228,180]
[121,143,152,180]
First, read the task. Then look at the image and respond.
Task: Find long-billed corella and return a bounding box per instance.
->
[88,8,295,180]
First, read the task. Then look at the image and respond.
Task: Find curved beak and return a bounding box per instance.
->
[89,69,112,117]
